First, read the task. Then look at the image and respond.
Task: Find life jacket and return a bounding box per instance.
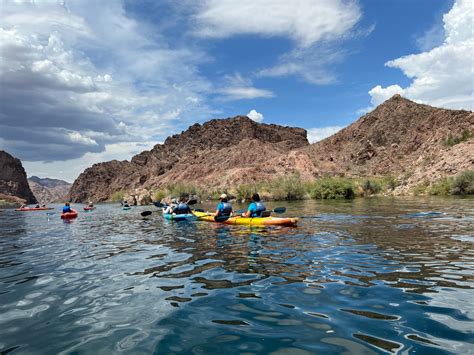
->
[173,203,190,215]
[218,202,232,216]
[251,201,266,217]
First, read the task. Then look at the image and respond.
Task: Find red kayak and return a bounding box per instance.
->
[83,206,96,211]
[61,210,78,219]
[15,207,54,211]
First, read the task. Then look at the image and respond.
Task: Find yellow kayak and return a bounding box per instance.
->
[193,211,298,226]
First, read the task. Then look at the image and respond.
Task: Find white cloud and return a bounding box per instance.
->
[192,0,363,85]
[307,126,344,143]
[217,73,274,100]
[0,0,213,171]
[192,0,361,47]
[367,0,473,111]
[247,109,264,123]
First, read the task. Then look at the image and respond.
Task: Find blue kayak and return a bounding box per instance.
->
[163,213,196,221]
[123,206,131,210]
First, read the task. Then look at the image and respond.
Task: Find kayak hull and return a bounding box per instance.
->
[15,207,54,211]
[193,211,298,226]
[83,207,96,211]
[163,213,196,221]
[61,210,78,219]
[122,206,131,210]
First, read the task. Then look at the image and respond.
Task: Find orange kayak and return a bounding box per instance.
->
[15,207,54,211]
[61,210,78,219]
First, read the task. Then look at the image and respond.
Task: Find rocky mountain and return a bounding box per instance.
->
[69,96,473,202]
[0,151,37,205]
[28,176,71,204]
[69,116,308,202]
[263,95,473,192]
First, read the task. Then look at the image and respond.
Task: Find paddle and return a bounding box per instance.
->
[141,199,197,217]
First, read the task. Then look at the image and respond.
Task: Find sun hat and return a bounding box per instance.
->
[219,193,227,199]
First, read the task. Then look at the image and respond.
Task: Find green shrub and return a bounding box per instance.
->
[444,130,472,147]
[450,170,474,195]
[152,189,167,202]
[429,178,451,196]
[168,183,199,199]
[361,179,382,195]
[412,182,428,196]
[310,177,355,199]
[266,173,306,200]
[110,191,124,202]
[384,175,399,191]
[235,183,261,201]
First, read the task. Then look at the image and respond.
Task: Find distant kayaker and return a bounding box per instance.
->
[35,204,40,208]
[63,202,72,213]
[213,194,232,217]
[173,197,192,215]
[88,201,94,208]
[242,193,266,217]
[123,200,130,208]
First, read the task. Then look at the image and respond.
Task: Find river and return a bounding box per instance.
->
[0,197,473,354]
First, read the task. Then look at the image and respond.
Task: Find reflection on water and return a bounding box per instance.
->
[0,198,473,354]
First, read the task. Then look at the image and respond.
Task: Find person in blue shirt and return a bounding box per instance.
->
[242,193,266,217]
[63,202,72,213]
[213,194,232,217]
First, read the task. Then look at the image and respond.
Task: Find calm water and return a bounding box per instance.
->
[0,198,473,354]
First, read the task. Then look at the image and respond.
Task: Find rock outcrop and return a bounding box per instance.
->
[0,151,37,205]
[264,95,473,191]
[28,176,72,204]
[69,96,473,202]
[69,116,309,202]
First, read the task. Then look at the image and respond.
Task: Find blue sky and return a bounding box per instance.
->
[0,0,472,181]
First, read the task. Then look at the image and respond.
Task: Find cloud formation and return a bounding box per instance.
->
[307,126,344,143]
[0,0,211,163]
[217,73,274,100]
[367,0,473,111]
[246,109,264,123]
[192,0,362,84]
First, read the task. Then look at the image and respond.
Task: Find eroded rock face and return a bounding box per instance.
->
[0,151,37,204]
[266,94,474,190]
[69,116,309,202]
[28,176,71,204]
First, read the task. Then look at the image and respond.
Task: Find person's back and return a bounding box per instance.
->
[215,194,232,216]
[63,202,72,213]
[243,193,266,217]
[173,202,191,215]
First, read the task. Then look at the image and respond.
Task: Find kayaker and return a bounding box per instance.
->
[163,198,177,214]
[63,202,72,213]
[35,204,40,208]
[88,201,94,208]
[123,200,130,208]
[213,194,232,217]
[242,193,266,217]
[173,197,192,215]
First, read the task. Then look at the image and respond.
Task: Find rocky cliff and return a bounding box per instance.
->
[28,176,71,204]
[69,96,473,202]
[0,151,37,205]
[264,95,473,192]
[69,116,309,202]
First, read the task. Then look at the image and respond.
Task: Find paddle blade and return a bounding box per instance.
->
[194,208,205,212]
[153,201,164,208]
[273,207,286,214]
[141,210,153,217]
[187,199,197,205]
[214,214,231,222]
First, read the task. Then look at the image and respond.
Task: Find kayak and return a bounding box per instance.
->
[193,211,298,226]
[83,206,96,211]
[123,206,131,210]
[61,210,78,219]
[15,207,54,211]
[163,213,196,221]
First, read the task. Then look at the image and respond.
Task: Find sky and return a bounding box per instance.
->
[0,0,472,182]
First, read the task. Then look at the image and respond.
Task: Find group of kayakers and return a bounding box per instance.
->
[164,192,266,218]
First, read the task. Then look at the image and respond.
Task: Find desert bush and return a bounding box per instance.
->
[110,191,124,202]
[412,182,428,196]
[310,177,355,199]
[450,170,474,195]
[361,179,382,195]
[235,183,262,201]
[428,178,451,196]
[168,183,199,199]
[266,173,306,200]
[152,189,167,202]
[444,130,472,147]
